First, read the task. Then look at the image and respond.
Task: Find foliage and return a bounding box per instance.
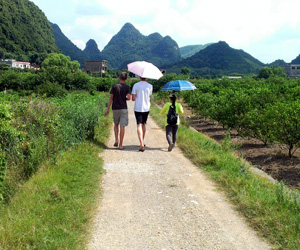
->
[165,41,264,77]
[51,22,86,66]
[89,75,116,92]
[0,92,108,202]
[41,53,80,71]
[101,23,181,70]
[151,103,300,249]
[181,67,191,75]
[0,0,59,61]
[0,53,115,95]
[35,81,68,97]
[179,44,212,59]
[267,102,300,157]
[182,76,300,157]
[0,140,109,249]
[83,39,102,61]
[257,66,286,79]
[0,70,37,91]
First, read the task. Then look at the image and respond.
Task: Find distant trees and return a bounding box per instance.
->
[181,67,191,75]
[41,53,80,71]
[0,53,115,94]
[257,66,286,79]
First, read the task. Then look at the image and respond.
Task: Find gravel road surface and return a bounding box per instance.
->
[88,101,271,250]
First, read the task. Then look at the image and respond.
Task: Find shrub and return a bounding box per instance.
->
[35,81,68,97]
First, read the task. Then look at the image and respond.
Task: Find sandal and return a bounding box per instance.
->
[139,147,145,152]
[113,142,118,147]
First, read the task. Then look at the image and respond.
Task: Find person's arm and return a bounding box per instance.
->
[105,94,113,115]
[126,93,131,101]
[132,94,136,101]
[159,103,168,115]
[178,103,184,114]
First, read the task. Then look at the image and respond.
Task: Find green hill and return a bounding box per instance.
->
[51,22,85,66]
[83,39,102,61]
[267,59,286,67]
[180,44,212,59]
[0,0,59,61]
[101,23,181,70]
[165,41,265,76]
[291,54,300,64]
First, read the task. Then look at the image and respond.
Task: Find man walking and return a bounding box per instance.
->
[131,77,153,152]
[105,72,131,150]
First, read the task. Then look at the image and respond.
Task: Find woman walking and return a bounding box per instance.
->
[159,93,184,151]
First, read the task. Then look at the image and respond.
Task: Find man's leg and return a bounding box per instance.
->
[137,124,144,150]
[119,126,125,149]
[114,124,119,146]
[142,123,146,141]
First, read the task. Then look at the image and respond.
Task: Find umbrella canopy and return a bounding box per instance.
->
[127,61,163,80]
[161,80,197,91]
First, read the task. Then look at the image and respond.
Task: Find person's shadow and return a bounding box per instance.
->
[106,145,165,152]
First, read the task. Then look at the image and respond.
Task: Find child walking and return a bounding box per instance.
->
[159,93,184,151]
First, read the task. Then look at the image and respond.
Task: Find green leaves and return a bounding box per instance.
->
[0,92,108,202]
[183,77,300,157]
[0,0,59,58]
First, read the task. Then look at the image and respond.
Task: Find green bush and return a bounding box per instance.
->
[0,92,108,202]
[35,81,68,97]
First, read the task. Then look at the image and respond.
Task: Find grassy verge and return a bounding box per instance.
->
[0,115,111,249]
[151,104,300,250]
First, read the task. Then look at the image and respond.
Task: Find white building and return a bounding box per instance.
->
[0,59,31,69]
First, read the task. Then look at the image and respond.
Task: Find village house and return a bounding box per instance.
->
[0,59,31,69]
[284,63,300,78]
[83,60,108,75]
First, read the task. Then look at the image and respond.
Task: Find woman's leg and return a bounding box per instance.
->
[172,125,179,146]
[166,125,172,145]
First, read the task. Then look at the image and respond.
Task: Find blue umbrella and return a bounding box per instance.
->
[161,80,197,91]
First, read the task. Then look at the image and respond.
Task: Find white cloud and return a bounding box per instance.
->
[176,0,189,9]
[72,40,86,50]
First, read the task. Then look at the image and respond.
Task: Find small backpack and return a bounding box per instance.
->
[167,104,178,125]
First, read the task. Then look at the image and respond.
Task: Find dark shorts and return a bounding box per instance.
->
[134,111,149,124]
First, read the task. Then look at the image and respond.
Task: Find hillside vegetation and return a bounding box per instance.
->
[99,23,181,70]
[165,41,265,77]
[0,0,59,62]
[51,23,86,66]
[180,44,212,59]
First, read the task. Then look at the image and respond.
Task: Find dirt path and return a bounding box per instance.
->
[88,101,271,250]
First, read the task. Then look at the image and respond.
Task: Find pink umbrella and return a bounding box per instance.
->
[127,61,163,80]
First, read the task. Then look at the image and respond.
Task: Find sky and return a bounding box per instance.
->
[30,0,300,64]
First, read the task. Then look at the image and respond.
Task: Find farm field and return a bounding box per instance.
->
[188,110,300,190]
[176,75,300,192]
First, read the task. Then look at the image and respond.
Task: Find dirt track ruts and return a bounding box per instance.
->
[88,101,271,250]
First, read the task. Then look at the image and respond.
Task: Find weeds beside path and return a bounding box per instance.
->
[0,113,111,249]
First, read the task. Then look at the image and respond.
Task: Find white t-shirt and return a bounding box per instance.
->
[132,81,153,112]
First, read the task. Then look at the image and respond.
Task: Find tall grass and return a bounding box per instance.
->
[151,103,300,250]
[0,103,111,249]
[0,92,108,203]
[0,141,106,249]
